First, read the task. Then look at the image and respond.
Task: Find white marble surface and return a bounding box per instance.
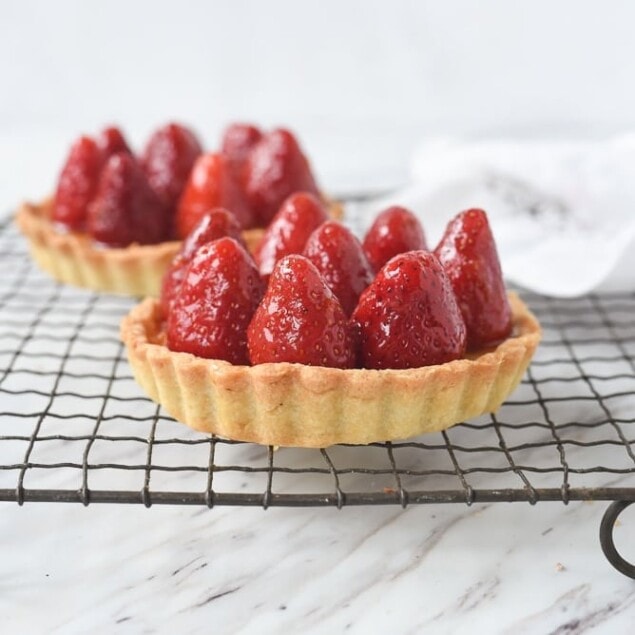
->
[1,498,634,633]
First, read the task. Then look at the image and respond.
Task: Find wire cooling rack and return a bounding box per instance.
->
[0,217,634,576]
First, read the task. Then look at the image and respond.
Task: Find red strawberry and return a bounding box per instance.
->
[176,153,254,237]
[362,206,428,273]
[244,128,320,225]
[221,123,262,168]
[434,208,512,350]
[180,207,246,259]
[87,153,170,247]
[97,126,132,158]
[160,255,187,317]
[248,255,355,368]
[160,208,247,315]
[352,251,466,369]
[141,122,202,209]
[255,192,328,277]
[52,135,103,231]
[167,237,264,363]
[303,220,374,316]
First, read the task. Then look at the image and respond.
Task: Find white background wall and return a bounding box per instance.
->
[1,0,634,204]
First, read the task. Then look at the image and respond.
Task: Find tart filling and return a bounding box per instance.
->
[121,292,540,448]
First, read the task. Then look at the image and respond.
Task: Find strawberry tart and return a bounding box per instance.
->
[121,205,540,447]
[16,123,340,296]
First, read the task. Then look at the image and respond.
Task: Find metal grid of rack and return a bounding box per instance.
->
[0,218,633,576]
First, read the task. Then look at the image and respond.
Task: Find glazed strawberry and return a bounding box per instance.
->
[176,153,254,237]
[180,208,246,259]
[244,128,320,225]
[303,220,374,316]
[167,238,264,363]
[248,255,355,368]
[52,135,103,231]
[255,192,328,277]
[160,208,247,315]
[221,123,262,168]
[97,126,132,158]
[352,251,466,369]
[160,256,187,316]
[141,122,202,209]
[434,208,512,350]
[362,206,428,273]
[87,153,170,247]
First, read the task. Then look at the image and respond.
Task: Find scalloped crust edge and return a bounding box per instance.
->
[120,292,541,448]
[15,197,343,297]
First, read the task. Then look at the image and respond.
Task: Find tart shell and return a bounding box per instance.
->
[16,198,343,297]
[120,292,541,448]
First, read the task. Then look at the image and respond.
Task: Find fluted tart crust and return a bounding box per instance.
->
[15,198,342,297]
[120,292,541,448]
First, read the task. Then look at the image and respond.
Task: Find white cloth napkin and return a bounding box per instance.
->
[354,136,635,297]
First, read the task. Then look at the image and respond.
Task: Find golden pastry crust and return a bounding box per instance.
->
[15,197,343,297]
[120,292,541,448]
[16,199,181,296]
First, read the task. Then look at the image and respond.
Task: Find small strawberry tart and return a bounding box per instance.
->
[121,206,540,447]
[16,123,340,296]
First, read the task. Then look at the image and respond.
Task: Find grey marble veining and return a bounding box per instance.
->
[1,496,634,634]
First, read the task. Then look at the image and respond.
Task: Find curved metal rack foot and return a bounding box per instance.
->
[600,501,635,579]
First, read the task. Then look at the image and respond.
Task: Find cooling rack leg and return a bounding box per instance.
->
[599,501,635,579]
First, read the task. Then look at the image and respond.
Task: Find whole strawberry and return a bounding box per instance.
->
[160,208,247,315]
[303,220,374,316]
[248,255,355,368]
[52,135,103,231]
[176,152,254,237]
[362,206,428,273]
[87,153,170,247]
[434,208,512,350]
[255,192,328,277]
[141,122,202,210]
[352,251,466,369]
[244,129,320,226]
[97,126,132,158]
[167,238,264,363]
[221,123,263,170]
[181,208,246,259]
